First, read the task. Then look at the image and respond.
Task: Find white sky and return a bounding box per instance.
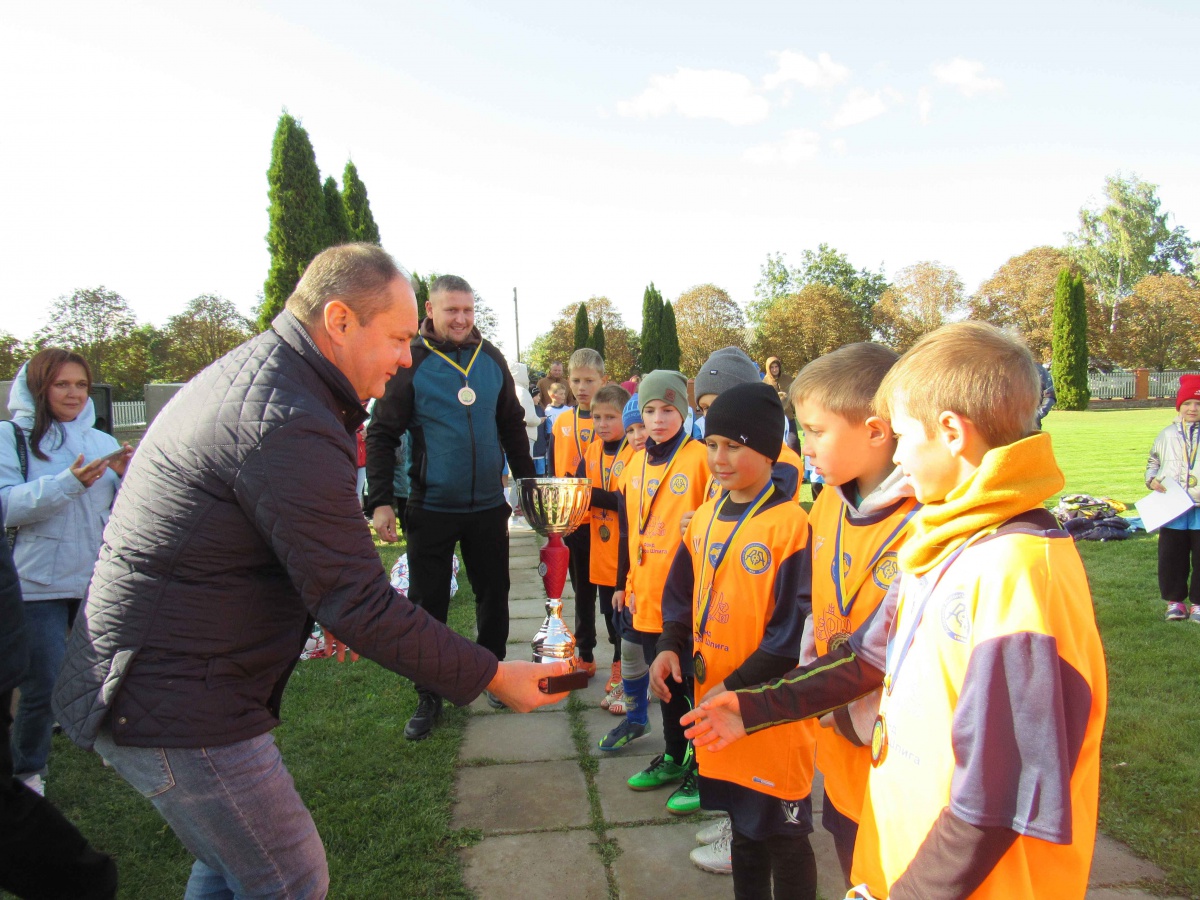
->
[3,0,1197,360]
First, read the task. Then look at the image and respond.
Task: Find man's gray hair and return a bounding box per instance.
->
[286,243,411,327]
[429,274,474,297]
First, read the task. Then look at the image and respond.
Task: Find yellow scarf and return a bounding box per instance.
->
[898,432,1064,576]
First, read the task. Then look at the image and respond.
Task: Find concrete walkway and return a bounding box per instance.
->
[453,524,1183,899]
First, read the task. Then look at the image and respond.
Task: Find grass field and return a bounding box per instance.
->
[44,407,1200,897]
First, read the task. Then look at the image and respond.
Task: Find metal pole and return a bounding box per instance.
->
[513,287,521,362]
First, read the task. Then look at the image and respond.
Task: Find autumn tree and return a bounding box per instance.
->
[1051,270,1090,410]
[163,295,254,381]
[640,283,665,372]
[525,297,638,379]
[673,284,746,375]
[748,252,796,326]
[1067,173,1196,331]
[33,287,138,386]
[969,247,1080,363]
[322,176,352,247]
[750,246,887,332]
[1110,275,1200,370]
[659,302,680,371]
[0,332,26,381]
[261,113,326,330]
[872,262,965,352]
[342,161,381,244]
[753,284,868,374]
[574,303,590,352]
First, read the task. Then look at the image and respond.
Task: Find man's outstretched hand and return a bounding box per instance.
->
[681,690,748,751]
[486,659,572,712]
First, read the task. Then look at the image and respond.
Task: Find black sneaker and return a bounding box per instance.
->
[404,692,443,741]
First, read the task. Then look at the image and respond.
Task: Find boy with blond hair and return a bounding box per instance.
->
[684,323,1107,900]
[789,342,918,886]
[653,383,818,898]
[549,348,604,674]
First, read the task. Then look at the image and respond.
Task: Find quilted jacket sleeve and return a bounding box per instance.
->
[235,414,497,705]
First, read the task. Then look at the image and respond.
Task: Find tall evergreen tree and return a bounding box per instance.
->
[640,282,663,372]
[591,320,606,359]
[342,161,381,244]
[261,112,326,330]
[1051,269,1090,410]
[322,176,352,247]
[659,301,681,371]
[574,302,590,351]
[412,272,429,324]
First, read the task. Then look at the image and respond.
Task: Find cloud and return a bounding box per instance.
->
[931,58,1003,97]
[829,137,847,155]
[917,86,932,124]
[617,68,770,125]
[827,88,891,129]
[743,129,821,166]
[763,50,850,91]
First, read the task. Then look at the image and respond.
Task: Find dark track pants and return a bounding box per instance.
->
[1158,526,1200,606]
[406,503,511,691]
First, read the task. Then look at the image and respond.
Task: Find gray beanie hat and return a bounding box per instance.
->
[638,370,689,420]
[694,346,761,400]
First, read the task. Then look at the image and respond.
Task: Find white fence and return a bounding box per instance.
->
[1087,369,1198,401]
[1088,371,1137,400]
[112,401,147,428]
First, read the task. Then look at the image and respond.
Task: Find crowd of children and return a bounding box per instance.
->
[535,323,1108,900]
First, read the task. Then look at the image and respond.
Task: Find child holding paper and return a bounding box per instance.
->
[1146,374,1200,622]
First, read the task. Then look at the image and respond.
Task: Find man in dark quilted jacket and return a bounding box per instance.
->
[52,244,568,899]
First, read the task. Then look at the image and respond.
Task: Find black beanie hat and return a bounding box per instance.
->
[704,382,782,463]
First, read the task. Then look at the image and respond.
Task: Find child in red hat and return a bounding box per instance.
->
[1146,374,1200,621]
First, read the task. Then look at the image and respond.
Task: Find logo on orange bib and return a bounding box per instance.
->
[669,474,689,494]
[741,543,772,574]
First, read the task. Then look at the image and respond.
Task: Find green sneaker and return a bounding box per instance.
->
[627,752,688,791]
[666,766,701,815]
[598,718,650,752]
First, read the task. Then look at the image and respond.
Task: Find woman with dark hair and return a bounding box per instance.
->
[0,348,131,796]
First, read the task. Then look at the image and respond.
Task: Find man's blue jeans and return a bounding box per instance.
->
[12,598,78,779]
[95,728,328,899]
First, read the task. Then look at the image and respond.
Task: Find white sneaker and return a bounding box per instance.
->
[690,825,732,874]
[695,816,731,845]
[21,773,45,796]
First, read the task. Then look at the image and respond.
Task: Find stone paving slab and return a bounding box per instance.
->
[453,759,591,833]
[460,710,577,763]
[1086,890,1188,900]
[581,706,656,757]
[1088,833,1167,887]
[595,753,678,824]
[462,830,610,900]
[611,822,735,898]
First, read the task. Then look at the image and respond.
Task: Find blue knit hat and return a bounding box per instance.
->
[622,394,643,429]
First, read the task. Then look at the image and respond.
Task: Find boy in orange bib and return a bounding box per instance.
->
[578,384,635,687]
[684,323,1107,900]
[791,343,918,888]
[653,383,817,899]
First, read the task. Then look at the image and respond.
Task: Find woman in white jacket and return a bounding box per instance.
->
[0,349,131,794]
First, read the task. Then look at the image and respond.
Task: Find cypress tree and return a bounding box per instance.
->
[574,303,590,351]
[342,161,381,244]
[1051,269,1090,410]
[640,283,663,372]
[322,176,352,247]
[659,301,681,371]
[412,272,429,324]
[261,112,326,330]
[591,320,606,359]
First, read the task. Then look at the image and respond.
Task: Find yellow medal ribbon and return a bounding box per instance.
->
[422,337,482,383]
[693,483,775,643]
[637,435,692,537]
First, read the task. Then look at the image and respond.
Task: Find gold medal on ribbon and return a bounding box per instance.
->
[458,386,476,406]
[637,545,645,565]
[599,525,611,542]
[1190,475,1198,489]
[870,714,888,768]
[693,650,707,683]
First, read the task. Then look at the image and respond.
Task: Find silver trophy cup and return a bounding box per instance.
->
[518,477,593,692]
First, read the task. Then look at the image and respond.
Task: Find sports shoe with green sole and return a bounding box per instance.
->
[627,752,689,791]
[666,767,701,815]
[598,718,650,751]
